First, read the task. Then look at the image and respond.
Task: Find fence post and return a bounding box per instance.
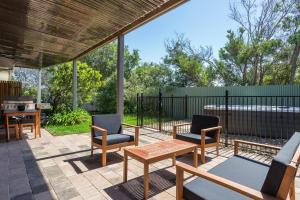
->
[171,95,174,118]
[185,95,188,119]
[141,93,144,128]
[158,90,162,131]
[136,93,139,126]
[225,90,229,147]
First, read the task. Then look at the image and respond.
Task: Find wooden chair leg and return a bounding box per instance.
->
[91,144,94,157]
[18,124,21,139]
[201,146,205,164]
[102,149,107,167]
[18,124,22,139]
[176,165,184,200]
[31,125,34,133]
[290,179,295,200]
[216,144,219,156]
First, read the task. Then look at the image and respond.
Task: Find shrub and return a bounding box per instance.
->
[49,109,90,126]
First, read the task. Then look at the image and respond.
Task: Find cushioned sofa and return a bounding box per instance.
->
[176,132,300,200]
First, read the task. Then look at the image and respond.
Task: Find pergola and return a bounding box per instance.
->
[0,0,188,117]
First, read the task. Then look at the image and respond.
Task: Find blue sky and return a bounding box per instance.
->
[126,0,238,63]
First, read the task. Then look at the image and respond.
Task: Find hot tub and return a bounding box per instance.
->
[204,105,300,139]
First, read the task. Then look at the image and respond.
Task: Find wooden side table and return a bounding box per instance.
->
[123,139,198,199]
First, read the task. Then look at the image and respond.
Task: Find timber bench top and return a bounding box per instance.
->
[125,139,197,161]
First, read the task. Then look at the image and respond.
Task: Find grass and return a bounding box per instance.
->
[46,114,137,136]
[124,114,137,126]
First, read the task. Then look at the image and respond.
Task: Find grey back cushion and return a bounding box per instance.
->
[190,115,219,137]
[92,114,122,136]
[261,132,300,196]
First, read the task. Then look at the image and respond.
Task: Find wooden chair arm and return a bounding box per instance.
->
[201,126,222,133]
[173,122,192,139]
[176,162,277,200]
[91,125,107,133]
[121,123,140,144]
[91,125,107,146]
[234,140,281,155]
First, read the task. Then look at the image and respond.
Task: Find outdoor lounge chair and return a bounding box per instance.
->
[173,115,222,164]
[91,114,139,166]
[176,132,300,200]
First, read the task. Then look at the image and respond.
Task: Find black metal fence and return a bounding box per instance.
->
[137,91,300,147]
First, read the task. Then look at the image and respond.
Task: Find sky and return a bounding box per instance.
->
[125,0,239,63]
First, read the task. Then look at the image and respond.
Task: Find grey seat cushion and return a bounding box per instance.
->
[93,133,134,145]
[183,155,270,200]
[261,132,300,196]
[176,133,216,144]
[92,114,122,136]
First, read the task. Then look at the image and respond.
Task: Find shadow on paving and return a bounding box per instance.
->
[64,151,124,173]
[104,168,175,200]
[0,130,53,200]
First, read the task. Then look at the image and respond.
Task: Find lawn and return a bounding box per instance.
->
[46,114,137,136]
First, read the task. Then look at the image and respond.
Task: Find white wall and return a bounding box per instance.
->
[0,70,11,81]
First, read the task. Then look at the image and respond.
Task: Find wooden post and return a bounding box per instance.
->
[37,68,42,103]
[225,90,229,146]
[117,35,125,119]
[37,54,43,103]
[73,60,78,111]
[158,90,162,131]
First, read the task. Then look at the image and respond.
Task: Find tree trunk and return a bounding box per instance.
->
[252,55,259,85]
[289,42,300,84]
[258,56,264,85]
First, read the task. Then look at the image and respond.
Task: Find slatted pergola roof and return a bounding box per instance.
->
[0,0,187,69]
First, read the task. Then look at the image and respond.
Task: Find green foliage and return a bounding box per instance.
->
[164,34,213,87]
[47,61,102,112]
[96,73,117,114]
[82,42,140,114]
[49,109,90,126]
[125,62,173,113]
[214,0,299,85]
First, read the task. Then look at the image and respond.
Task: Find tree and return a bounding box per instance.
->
[82,41,140,80]
[125,62,173,113]
[82,41,140,113]
[47,61,102,112]
[12,67,39,96]
[281,2,300,83]
[163,34,214,87]
[215,0,298,85]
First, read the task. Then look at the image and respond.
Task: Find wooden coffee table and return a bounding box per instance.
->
[123,139,198,199]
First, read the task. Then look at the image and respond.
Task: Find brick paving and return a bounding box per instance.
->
[0,128,299,200]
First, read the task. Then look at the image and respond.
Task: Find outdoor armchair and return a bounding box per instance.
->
[173,115,222,163]
[91,114,139,166]
[176,132,300,200]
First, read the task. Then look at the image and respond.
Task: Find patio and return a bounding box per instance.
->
[1,127,299,200]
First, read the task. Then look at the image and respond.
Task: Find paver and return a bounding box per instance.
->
[0,128,298,200]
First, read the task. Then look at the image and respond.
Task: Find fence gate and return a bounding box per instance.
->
[137,91,300,148]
